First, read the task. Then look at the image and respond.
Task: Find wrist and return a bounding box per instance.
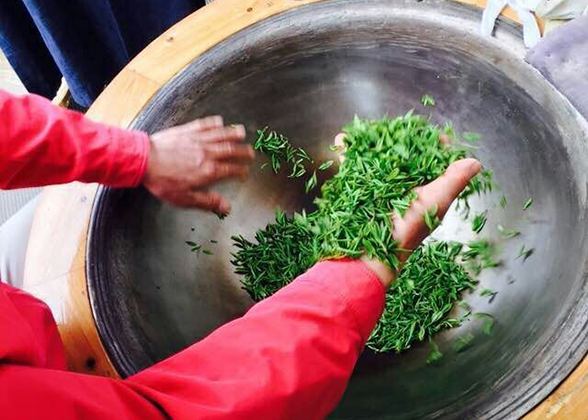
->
[360,256,396,289]
[136,131,152,187]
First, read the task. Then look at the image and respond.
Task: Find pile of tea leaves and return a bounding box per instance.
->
[231,113,494,353]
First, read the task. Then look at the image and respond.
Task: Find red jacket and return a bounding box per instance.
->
[0,91,386,420]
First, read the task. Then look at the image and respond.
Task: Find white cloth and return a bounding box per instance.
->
[481,0,542,47]
[536,0,588,19]
[0,195,39,288]
[482,0,588,47]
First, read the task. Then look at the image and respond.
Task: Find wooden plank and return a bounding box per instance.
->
[127,0,323,87]
[525,356,588,420]
[24,182,117,376]
[87,70,161,127]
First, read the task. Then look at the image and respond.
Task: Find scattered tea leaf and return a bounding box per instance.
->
[421,94,436,107]
[500,195,507,209]
[318,160,334,171]
[517,244,534,262]
[454,333,475,352]
[472,211,487,234]
[254,128,313,178]
[523,197,533,210]
[305,170,318,193]
[497,224,520,239]
[463,132,481,142]
[427,337,443,364]
[475,313,494,335]
[462,239,500,275]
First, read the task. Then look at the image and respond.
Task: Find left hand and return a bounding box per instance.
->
[143,116,255,213]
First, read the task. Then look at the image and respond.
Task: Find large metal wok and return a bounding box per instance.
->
[86,0,588,418]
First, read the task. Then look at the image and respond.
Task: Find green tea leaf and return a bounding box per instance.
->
[426,338,443,364]
[517,244,534,261]
[318,160,334,171]
[424,204,441,232]
[497,224,520,238]
[454,333,475,352]
[463,132,481,142]
[305,171,318,193]
[233,115,494,354]
[472,211,487,234]
[475,313,494,335]
[421,94,435,107]
[500,195,507,209]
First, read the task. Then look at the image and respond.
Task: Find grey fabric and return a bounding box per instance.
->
[526,16,588,120]
[0,195,40,288]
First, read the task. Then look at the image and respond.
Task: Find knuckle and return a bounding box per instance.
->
[223,143,236,155]
[204,163,217,178]
[193,145,207,162]
[206,194,221,207]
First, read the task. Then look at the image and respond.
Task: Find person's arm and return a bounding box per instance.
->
[1,110,480,419]
[0,90,149,189]
[2,259,384,420]
[0,90,254,212]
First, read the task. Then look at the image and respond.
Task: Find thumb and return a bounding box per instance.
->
[393,158,482,251]
[419,158,482,218]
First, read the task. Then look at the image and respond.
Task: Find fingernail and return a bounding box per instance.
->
[235,125,246,137]
[469,159,482,173]
[213,115,223,125]
[219,197,231,213]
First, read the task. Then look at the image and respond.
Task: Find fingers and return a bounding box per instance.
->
[334,133,346,163]
[206,142,255,162]
[418,158,481,217]
[199,125,246,143]
[203,162,250,183]
[439,133,451,146]
[187,191,231,213]
[166,190,231,213]
[174,116,224,134]
[393,158,481,252]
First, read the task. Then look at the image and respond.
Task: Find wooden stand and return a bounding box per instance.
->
[23,0,585,417]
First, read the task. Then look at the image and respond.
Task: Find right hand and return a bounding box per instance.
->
[333,134,481,288]
[143,116,255,213]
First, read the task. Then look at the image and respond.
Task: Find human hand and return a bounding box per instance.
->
[333,134,481,288]
[143,116,254,213]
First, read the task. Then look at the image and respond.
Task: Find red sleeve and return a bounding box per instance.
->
[1,259,385,420]
[0,90,150,189]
